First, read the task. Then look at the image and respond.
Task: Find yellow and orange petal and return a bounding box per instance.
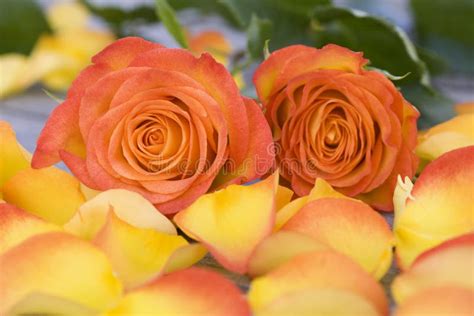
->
[281,198,393,279]
[0,232,122,314]
[416,113,474,166]
[394,286,474,316]
[93,211,206,289]
[0,121,31,187]
[248,231,328,277]
[64,189,176,239]
[2,167,85,225]
[106,267,251,316]
[394,146,474,269]
[0,203,61,254]
[392,233,474,303]
[455,101,474,115]
[174,172,278,274]
[248,250,388,316]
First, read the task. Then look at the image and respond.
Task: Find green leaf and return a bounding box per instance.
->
[0,0,50,54]
[311,6,430,87]
[247,14,273,59]
[42,89,64,104]
[400,84,455,129]
[155,0,188,48]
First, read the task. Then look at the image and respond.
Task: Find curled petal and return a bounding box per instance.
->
[106,267,251,316]
[248,231,328,277]
[0,232,122,314]
[0,203,60,254]
[2,167,85,225]
[248,251,388,316]
[64,189,176,239]
[394,286,474,316]
[174,172,278,274]
[93,211,206,289]
[282,198,393,279]
[394,146,474,269]
[392,233,474,303]
[0,121,31,187]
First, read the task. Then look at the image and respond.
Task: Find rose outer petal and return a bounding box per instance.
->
[0,232,122,314]
[105,267,251,316]
[93,211,206,289]
[282,198,394,279]
[392,233,474,304]
[248,251,388,316]
[394,146,474,269]
[174,172,278,274]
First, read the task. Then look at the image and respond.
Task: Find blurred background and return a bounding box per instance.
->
[1,0,473,152]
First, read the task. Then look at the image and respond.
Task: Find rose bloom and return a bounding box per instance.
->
[254,44,419,210]
[33,37,273,213]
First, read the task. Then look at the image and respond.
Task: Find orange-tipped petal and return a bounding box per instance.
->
[392,233,474,303]
[395,286,474,316]
[248,251,388,316]
[394,146,474,269]
[0,203,61,254]
[416,114,474,164]
[0,121,31,187]
[2,167,85,225]
[248,231,328,277]
[282,198,393,279]
[106,267,251,316]
[93,211,205,289]
[275,178,352,230]
[0,232,122,314]
[174,172,278,274]
[64,189,176,239]
[255,289,379,316]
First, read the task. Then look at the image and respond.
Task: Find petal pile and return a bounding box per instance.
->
[106,267,251,316]
[248,251,389,316]
[394,146,474,268]
[174,172,278,274]
[65,189,206,288]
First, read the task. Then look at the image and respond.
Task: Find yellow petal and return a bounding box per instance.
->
[248,251,388,316]
[255,289,379,316]
[0,232,122,314]
[0,203,61,254]
[248,231,328,277]
[0,121,31,187]
[93,211,205,289]
[106,267,251,316]
[392,233,474,304]
[47,1,89,31]
[64,189,176,239]
[282,198,394,279]
[394,146,474,269]
[174,172,278,274]
[274,196,308,231]
[2,167,85,225]
[275,185,294,211]
[455,102,474,115]
[0,55,32,99]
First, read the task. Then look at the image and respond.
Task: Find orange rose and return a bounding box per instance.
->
[254,44,419,210]
[32,37,273,214]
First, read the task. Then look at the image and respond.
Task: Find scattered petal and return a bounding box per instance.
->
[0,121,31,187]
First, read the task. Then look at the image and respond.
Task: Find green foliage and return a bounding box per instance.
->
[155,0,188,48]
[0,0,50,54]
[246,14,272,59]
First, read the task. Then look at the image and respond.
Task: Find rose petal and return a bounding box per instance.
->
[0,232,122,314]
[248,231,328,277]
[392,233,474,303]
[394,146,474,269]
[455,101,474,115]
[275,185,294,211]
[248,251,388,316]
[93,211,205,289]
[282,198,393,279]
[0,203,60,254]
[255,289,380,316]
[105,267,251,316]
[174,172,278,274]
[64,189,176,239]
[2,167,85,225]
[0,121,31,187]
[394,286,474,316]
